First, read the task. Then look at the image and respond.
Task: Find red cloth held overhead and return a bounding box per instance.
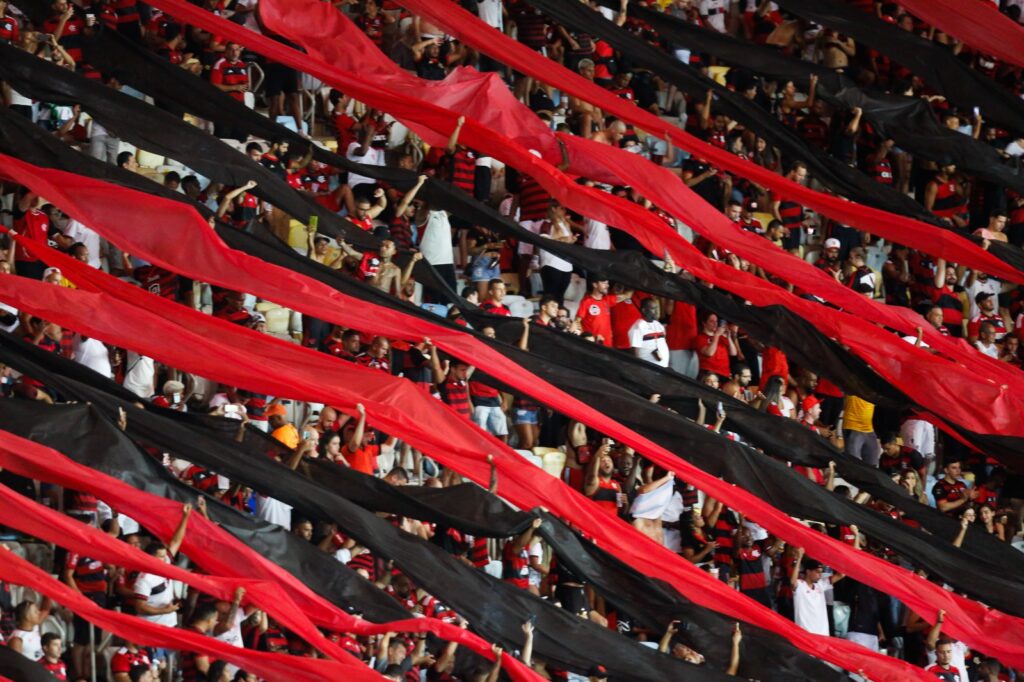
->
[0,230,1012,680]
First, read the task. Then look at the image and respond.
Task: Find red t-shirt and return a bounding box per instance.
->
[14,209,51,262]
[759,346,789,390]
[666,301,698,351]
[610,293,649,350]
[210,57,249,102]
[693,331,731,376]
[341,443,380,476]
[577,294,612,345]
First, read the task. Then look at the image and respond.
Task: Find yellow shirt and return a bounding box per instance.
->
[843,395,875,433]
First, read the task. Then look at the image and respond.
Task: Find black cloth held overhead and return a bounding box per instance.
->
[610,0,1024,229]
[28,22,1024,468]
[0,333,840,681]
[771,0,1024,136]
[0,39,378,251]
[525,0,943,225]
[0,348,722,682]
[3,90,1022,583]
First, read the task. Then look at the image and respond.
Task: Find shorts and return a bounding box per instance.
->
[513,408,539,425]
[555,583,588,616]
[264,61,299,97]
[473,405,508,437]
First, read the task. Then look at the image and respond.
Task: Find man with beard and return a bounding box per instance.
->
[628,299,669,367]
[583,441,624,518]
[815,238,843,281]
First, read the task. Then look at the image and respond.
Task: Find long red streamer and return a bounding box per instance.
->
[891,0,1024,71]
[315,0,1022,378]
[1,233,1010,678]
[134,0,1024,440]
[0,429,535,680]
[5,157,1018,663]
[0,551,374,682]
[0,472,374,676]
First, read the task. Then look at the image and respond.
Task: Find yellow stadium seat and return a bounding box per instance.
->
[753,212,776,228]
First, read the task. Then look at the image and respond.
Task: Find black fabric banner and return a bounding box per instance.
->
[178,412,847,682]
[2,93,1024,598]
[525,0,946,227]
[0,356,721,681]
[0,40,378,251]
[770,0,1024,136]
[14,27,1024,468]
[0,645,59,682]
[2,32,1021,588]
[0,333,842,681]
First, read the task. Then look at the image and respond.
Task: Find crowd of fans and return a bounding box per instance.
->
[0,0,1023,680]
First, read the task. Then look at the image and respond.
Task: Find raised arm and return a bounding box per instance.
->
[582,443,610,496]
[446,116,466,153]
[366,187,388,220]
[395,175,428,216]
[925,610,945,651]
[511,517,543,553]
[347,403,367,452]
[726,624,742,676]
[167,502,194,558]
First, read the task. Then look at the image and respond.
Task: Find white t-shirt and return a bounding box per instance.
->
[793,579,830,636]
[345,142,384,188]
[122,352,155,398]
[133,572,178,628]
[699,0,728,32]
[975,340,999,359]
[214,607,246,648]
[73,336,112,378]
[62,219,103,268]
[256,494,293,530]
[583,218,610,250]
[419,210,454,266]
[628,318,670,367]
[964,276,1001,319]
[901,418,936,459]
[11,626,42,660]
[537,233,573,272]
[476,0,503,31]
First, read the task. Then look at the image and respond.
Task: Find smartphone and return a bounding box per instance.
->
[973,106,981,118]
[309,215,319,231]
[302,430,311,440]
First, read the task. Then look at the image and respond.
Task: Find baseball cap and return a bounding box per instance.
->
[974,291,994,304]
[266,403,288,418]
[824,238,841,250]
[801,395,821,413]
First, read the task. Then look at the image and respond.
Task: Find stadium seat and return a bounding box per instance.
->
[533,447,566,478]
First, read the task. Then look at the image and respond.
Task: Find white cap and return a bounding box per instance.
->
[824,238,841,249]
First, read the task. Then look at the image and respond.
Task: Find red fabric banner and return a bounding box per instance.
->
[132,0,1024,439]
[894,0,1024,70]
[0,235,1013,679]
[0,429,533,680]
[0,550,375,682]
[0,470,375,677]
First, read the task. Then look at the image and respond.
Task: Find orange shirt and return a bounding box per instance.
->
[341,444,380,476]
[271,424,300,450]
